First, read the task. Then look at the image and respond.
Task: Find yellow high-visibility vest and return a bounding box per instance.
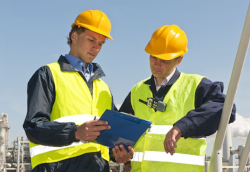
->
[131,73,207,172]
[29,62,112,169]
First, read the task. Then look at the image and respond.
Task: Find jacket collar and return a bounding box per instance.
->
[58,55,106,81]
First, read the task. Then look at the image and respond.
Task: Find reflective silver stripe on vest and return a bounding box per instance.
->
[30,114,95,158]
[54,114,94,124]
[144,151,205,166]
[148,125,172,134]
[131,152,143,162]
[30,141,85,158]
[148,125,206,140]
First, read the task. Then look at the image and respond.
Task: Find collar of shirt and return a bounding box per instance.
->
[64,54,93,74]
[154,67,176,89]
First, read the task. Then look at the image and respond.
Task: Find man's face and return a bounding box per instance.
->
[70,30,106,64]
[150,55,183,80]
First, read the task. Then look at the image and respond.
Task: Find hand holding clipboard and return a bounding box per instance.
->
[94,110,152,151]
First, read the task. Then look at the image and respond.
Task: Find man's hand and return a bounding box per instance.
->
[164,125,182,155]
[75,120,110,141]
[112,145,134,163]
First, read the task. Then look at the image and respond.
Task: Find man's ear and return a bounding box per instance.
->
[71,32,78,42]
[175,56,183,67]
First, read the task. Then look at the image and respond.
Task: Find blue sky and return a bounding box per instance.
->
[1,1,250,155]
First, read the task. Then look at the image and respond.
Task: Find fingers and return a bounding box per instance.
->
[87,120,111,131]
[128,146,134,159]
[169,138,176,155]
[75,120,111,141]
[125,161,131,172]
[164,138,168,153]
[172,136,177,148]
[75,126,99,141]
[112,145,134,163]
[83,120,111,132]
[167,139,174,155]
[88,119,109,126]
[164,138,175,155]
[164,126,182,155]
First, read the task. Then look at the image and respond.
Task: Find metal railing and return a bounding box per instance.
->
[208,3,250,172]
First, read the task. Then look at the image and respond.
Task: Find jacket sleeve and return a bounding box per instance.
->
[23,66,78,146]
[119,92,134,115]
[174,78,236,138]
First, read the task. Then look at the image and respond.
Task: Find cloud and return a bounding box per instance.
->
[206,113,250,155]
[11,103,26,116]
[201,113,249,147]
[231,113,250,138]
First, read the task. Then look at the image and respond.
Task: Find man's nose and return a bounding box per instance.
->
[92,44,101,52]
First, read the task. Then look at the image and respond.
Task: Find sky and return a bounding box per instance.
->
[0,1,250,157]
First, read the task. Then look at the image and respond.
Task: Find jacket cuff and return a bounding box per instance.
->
[69,124,79,142]
[174,120,189,139]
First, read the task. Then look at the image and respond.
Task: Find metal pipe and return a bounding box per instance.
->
[205,161,209,172]
[229,153,236,172]
[238,131,250,172]
[17,138,20,172]
[21,140,24,165]
[223,125,232,161]
[208,3,250,172]
[0,113,7,171]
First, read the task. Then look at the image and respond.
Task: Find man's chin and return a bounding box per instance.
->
[152,72,162,77]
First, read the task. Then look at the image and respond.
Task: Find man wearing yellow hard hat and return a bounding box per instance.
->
[119,25,236,172]
[23,10,133,172]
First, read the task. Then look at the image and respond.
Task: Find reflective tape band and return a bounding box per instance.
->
[131,152,143,162]
[30,114,97,158]
[144,151,205,166]
[30,142,85,158]
[54,114,94,124]
[148,125,172,134]
[148,125,206,140]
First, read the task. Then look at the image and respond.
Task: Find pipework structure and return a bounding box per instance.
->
[0,113,31,172]
[0,113,10,171]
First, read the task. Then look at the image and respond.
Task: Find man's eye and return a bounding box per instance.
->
[89,39,94,42]
[162,60,170,63]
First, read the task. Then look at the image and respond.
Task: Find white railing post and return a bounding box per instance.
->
[209,3,250,172]
[238,131,250,172]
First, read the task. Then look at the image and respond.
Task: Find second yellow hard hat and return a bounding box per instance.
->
[72,10,113,40]
[145,25,188,60]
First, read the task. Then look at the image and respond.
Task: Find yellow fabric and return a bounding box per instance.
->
[30,62,112,169]
[131,73,206,172]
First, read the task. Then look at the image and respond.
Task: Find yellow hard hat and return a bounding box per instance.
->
[71,10,113,40]
[145,25,188,60]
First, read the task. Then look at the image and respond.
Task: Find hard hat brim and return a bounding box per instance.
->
[72,23,113,40]
[145,42,188,60]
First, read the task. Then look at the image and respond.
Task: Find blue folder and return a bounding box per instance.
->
[95,109,151,151]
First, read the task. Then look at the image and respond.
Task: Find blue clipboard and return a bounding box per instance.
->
[94,109,151,151]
